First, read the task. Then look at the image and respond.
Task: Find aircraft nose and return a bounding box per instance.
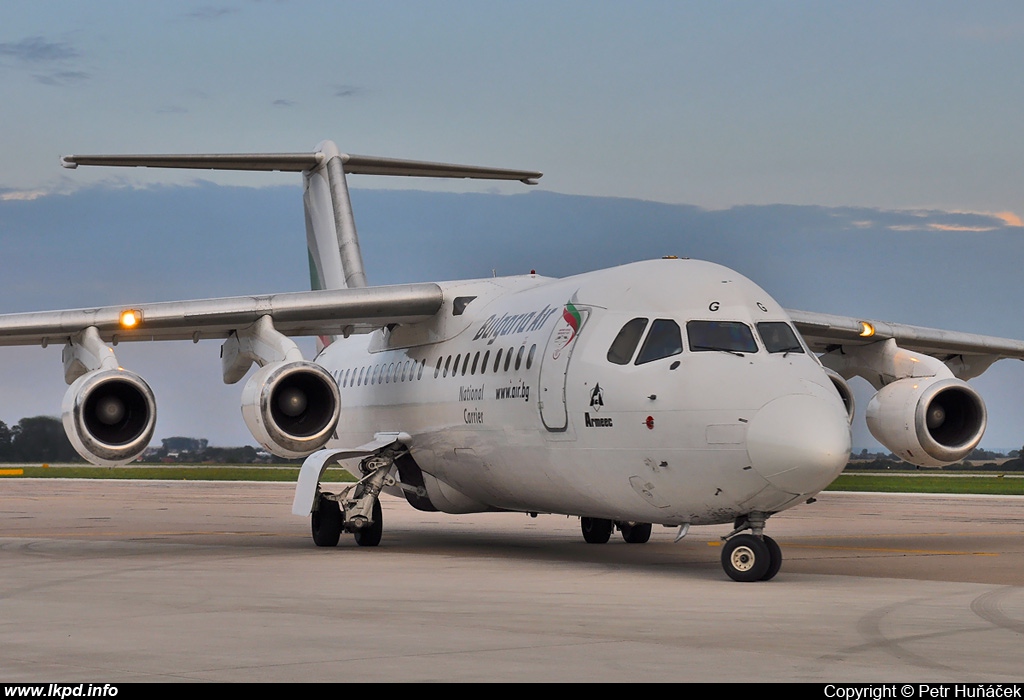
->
[746,394,851,494]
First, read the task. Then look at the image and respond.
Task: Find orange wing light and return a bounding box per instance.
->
[859,321,875,337]
[119,309,143,329]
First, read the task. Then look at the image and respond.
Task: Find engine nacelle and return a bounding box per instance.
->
[866,377,986,467]
[61,369,157,466]
[241,361,341,458]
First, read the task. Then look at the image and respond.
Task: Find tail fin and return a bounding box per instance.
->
[62,142,543,348]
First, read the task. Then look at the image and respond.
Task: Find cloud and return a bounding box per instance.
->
[0,189,48,202]
[156,105,189,114]
[273,98,295,107]
[0,36,79,63]
[993,211,1023,228]
[334,85,363,98]
[33,71,89,86]
[187,6,240,20]
[877,209,1021,233]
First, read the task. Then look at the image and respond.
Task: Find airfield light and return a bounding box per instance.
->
[859,321,875,338]
[119,309,143,329]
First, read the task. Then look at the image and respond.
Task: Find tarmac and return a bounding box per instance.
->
[1,479,1023,682]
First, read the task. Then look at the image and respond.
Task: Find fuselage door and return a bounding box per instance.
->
[538,303,590,432]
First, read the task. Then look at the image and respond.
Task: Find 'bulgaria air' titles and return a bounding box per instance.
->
[472,305,560,345]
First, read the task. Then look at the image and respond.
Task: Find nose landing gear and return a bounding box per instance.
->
[721,512,782,582]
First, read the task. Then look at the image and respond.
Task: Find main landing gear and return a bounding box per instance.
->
[311,449,398,548]
[720,512,782,582]
[580,517,653,545]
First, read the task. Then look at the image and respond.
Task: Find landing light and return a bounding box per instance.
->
[119,309,143,329]
[859,321,875,337]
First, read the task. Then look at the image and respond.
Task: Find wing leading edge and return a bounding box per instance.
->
[0,282,443,346]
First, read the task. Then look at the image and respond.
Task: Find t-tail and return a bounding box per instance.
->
[61,142,542,350]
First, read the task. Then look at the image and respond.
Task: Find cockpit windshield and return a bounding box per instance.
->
[635,319,683,365]
[756,322,805,354]
[687,320,758,354]
[607,318,648,365]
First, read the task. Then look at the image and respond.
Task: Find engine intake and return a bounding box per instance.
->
[866,377,986,467]
[61,369,157,466]
[241,361,341,458]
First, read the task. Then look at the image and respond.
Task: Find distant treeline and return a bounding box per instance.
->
[0,416,289,464]
[0,416,81,463]
[847,446,1024,472]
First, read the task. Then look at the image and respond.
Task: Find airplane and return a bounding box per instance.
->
[3,139,1023,582]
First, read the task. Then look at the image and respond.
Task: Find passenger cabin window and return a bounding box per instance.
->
[687,321,758,354]
[635,319,683,365]
[607,318,649,365]
[757,322,805,354]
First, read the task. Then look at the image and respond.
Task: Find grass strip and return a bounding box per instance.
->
[828,473,1024,496]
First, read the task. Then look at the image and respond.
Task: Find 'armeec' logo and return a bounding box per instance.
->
[584,412,612,428]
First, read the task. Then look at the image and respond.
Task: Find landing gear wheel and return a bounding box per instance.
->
[619,521,652,544]
[721,534,771,582]
[354,498,383,547]
[581,517,613,544]
[311,498,342,547]
[760,535,782,581]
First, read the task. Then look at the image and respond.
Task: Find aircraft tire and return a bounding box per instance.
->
[354,499,383,547]
[721,534,771,582]
[581,517,613,544]
[761,535,783,581]
[619,521,652,544]
[311,498,342,547]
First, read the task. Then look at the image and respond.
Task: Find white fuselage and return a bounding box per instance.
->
[316,258,852,526]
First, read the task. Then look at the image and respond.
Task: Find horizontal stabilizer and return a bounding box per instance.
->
[61,151,543,183]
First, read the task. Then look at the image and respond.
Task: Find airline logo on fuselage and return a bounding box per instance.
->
[473,305,559,345]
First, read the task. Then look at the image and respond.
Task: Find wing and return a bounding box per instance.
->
[787,308,1024,385]
[1,282,444,466]
[787,309,1024,360]
[0,283,442,346]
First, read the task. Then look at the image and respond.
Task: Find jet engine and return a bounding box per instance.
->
[241,361,341,458]
[61,368,157,466]
[866,377,986,467]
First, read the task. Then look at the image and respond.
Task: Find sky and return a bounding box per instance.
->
[1,2,1024,450]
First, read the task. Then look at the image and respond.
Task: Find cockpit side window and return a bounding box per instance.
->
[607,317,649,365]
[756,322,805,354]
[687,320,758,354]
[635,319,683,365]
